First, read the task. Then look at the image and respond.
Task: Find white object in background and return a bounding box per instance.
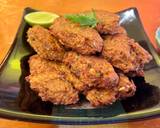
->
[155,27,160,47]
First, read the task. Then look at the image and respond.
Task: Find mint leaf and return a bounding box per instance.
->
[64,10,98,27]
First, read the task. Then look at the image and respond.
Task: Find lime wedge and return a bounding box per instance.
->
[24,11,59,27]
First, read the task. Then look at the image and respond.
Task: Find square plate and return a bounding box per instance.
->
[0,7,160,125]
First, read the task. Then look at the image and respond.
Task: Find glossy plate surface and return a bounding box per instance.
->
[0,7,160,125]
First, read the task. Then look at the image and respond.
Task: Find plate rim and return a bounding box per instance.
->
[0,106,159,125]
[0,7,159,125]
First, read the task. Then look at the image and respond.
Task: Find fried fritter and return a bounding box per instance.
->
[85,73,136,106]
[25,10,152,107]
[50,17,103,55]
[27,25,65,61]
[117,73,136,99]
[28,72,79,105]
[28,55,85,91]
[63,52,119,89]
[102,34,152,76]
[84,10,121,35]
[95,10,120,34]
[112,26,127,35]
[85,88,117,106]
[26,55,86,105]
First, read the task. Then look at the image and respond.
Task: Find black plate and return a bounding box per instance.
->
[0,7,160,125]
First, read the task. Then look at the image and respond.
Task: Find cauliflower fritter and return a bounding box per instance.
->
[102,34,152,76]
[63,52,119,89]
[50,17,103,55]
[27,25,65,61]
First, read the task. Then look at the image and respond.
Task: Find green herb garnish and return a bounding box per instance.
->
[64,10,98,27]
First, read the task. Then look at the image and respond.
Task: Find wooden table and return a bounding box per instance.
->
[0,0,160,127]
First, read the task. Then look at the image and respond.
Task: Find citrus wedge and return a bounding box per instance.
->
[24,11,59,27]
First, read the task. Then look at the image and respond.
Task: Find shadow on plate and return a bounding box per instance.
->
[18,55,53,115]
[121,77,160,112]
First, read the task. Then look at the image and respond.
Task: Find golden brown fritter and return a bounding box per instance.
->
[84,10,120,35]
[28,72,79,105]
[28,55,85,91]
[25,10,153,107]
[27,25,65,61]
[79,10,126,35]
[63,52,119,89]
[117,73,136,99]
[26,55,88,105]
[113,26,127,35]
[50,17,103,55]
[85,73,136,106]
[85,88,117,106]
[95,10,120,34]
[102,34,152,76]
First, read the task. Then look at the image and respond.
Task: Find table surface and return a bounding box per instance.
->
[0,0,160,128]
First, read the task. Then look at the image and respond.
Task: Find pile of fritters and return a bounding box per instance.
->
[26,10,152,106]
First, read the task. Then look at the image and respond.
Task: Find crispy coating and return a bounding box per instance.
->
[24,10,153,107]
[102,34,152,76]
[84,10,120,35]
[117,73,136,99]
[63,52,119,89]
[95,10,120,34]
[28,55,85,91]
[28,72,79,105]
[26,55,88,105]
[85,73,136,106]
[50,17,103,55]
[85,88,117,106]
[80,10,125,35]
[27,25,65,61]
[112,26,127,35]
